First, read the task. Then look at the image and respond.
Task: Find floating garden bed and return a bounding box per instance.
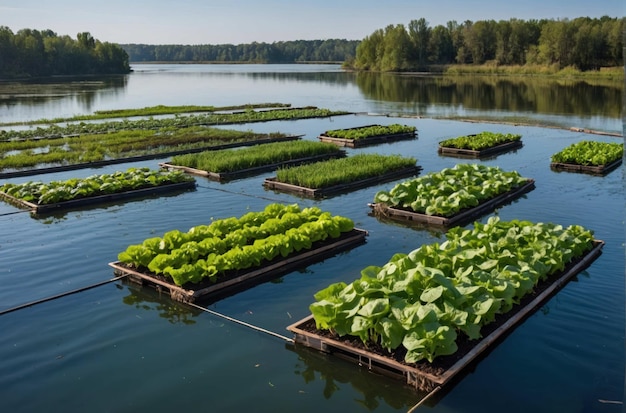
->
[287,217,604,392]
[550,140,624,175]
[0,124,301,178]
[369,163,534,228]
[0,107,349,142]
[0,167,195,214]
[160,140,345,181]
[318,124,417,148]
[263,154,421,198]
[438,131,522,158]
[109,203,367,303]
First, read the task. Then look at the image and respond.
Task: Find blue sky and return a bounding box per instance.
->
[2,0,624,45]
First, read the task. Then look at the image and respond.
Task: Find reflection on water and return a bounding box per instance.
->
[0,75,128,121]
[0,65,621,134]
[121,282,202,325]
[287,343,425,410]
[355,72,623,120]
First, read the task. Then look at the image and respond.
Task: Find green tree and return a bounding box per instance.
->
[428,25,454,64]
[408,18,431,68]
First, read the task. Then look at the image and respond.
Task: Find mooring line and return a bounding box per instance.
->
[194,183,304,204]
[186,302,294,343]
[407,385,442,413]
[0,274,128,316]
[0,210,30,217]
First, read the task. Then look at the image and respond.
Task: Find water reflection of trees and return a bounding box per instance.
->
[0,75,128,110]
[355,73,623,118]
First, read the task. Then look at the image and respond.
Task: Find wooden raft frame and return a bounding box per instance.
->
[438,139,523,158]
[287,240,604,392]
[369,179,535,228]
[159,151,345,181]
[318,124,417,148]
[0,181,196,214]
[550,158,623,176]
[263,165,422,198]
[108,228,368,303]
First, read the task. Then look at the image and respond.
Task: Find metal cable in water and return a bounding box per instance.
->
[0,274,128,316]
[186,302,294,343]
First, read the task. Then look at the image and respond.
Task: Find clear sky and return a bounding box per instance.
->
[2,0,624,45]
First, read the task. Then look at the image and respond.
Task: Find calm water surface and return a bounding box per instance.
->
[0,65,623,413]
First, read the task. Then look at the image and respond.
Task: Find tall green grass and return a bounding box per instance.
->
[171,140,342,173]
[275,153,416,188]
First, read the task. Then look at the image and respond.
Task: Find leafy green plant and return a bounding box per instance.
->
[309,217,595,363]
[374,163,528,217]
[274,153,416,188]
[551,140,623,166]
[324,124,416,140]
[0,167,194,205]
[117,203,355,286]
[439,131,521,150]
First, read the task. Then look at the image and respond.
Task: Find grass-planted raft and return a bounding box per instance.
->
[319,124,417,147]
[110,203,367,302]
[163,140,344,180]
[438,131,522,157]
[550,140,624,175]
[264,154,420,198]
[371,163,534,227]
[0,167,195,212]
[289,217,603,390]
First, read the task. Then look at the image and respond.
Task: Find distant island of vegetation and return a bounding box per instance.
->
[1,15,623,79]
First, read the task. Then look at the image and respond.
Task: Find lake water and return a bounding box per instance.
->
[0,64,623,413]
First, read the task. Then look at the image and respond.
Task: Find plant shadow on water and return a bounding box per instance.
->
[120,282,203,325]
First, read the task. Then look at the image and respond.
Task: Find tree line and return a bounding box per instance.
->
[120,39,360,63]
[0,27,131,78]
[349,16,624,72]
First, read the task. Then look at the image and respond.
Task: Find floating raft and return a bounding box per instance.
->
[550,158,623,176]
[318,125,417,148]
[160,152,345,181]
[109,228,368,303]
[0,181,196,214]
[438,139,523,158]
[0,135,302,179]
[263,166,422,198]
[287,240,604,392]
[369,179,535,228]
